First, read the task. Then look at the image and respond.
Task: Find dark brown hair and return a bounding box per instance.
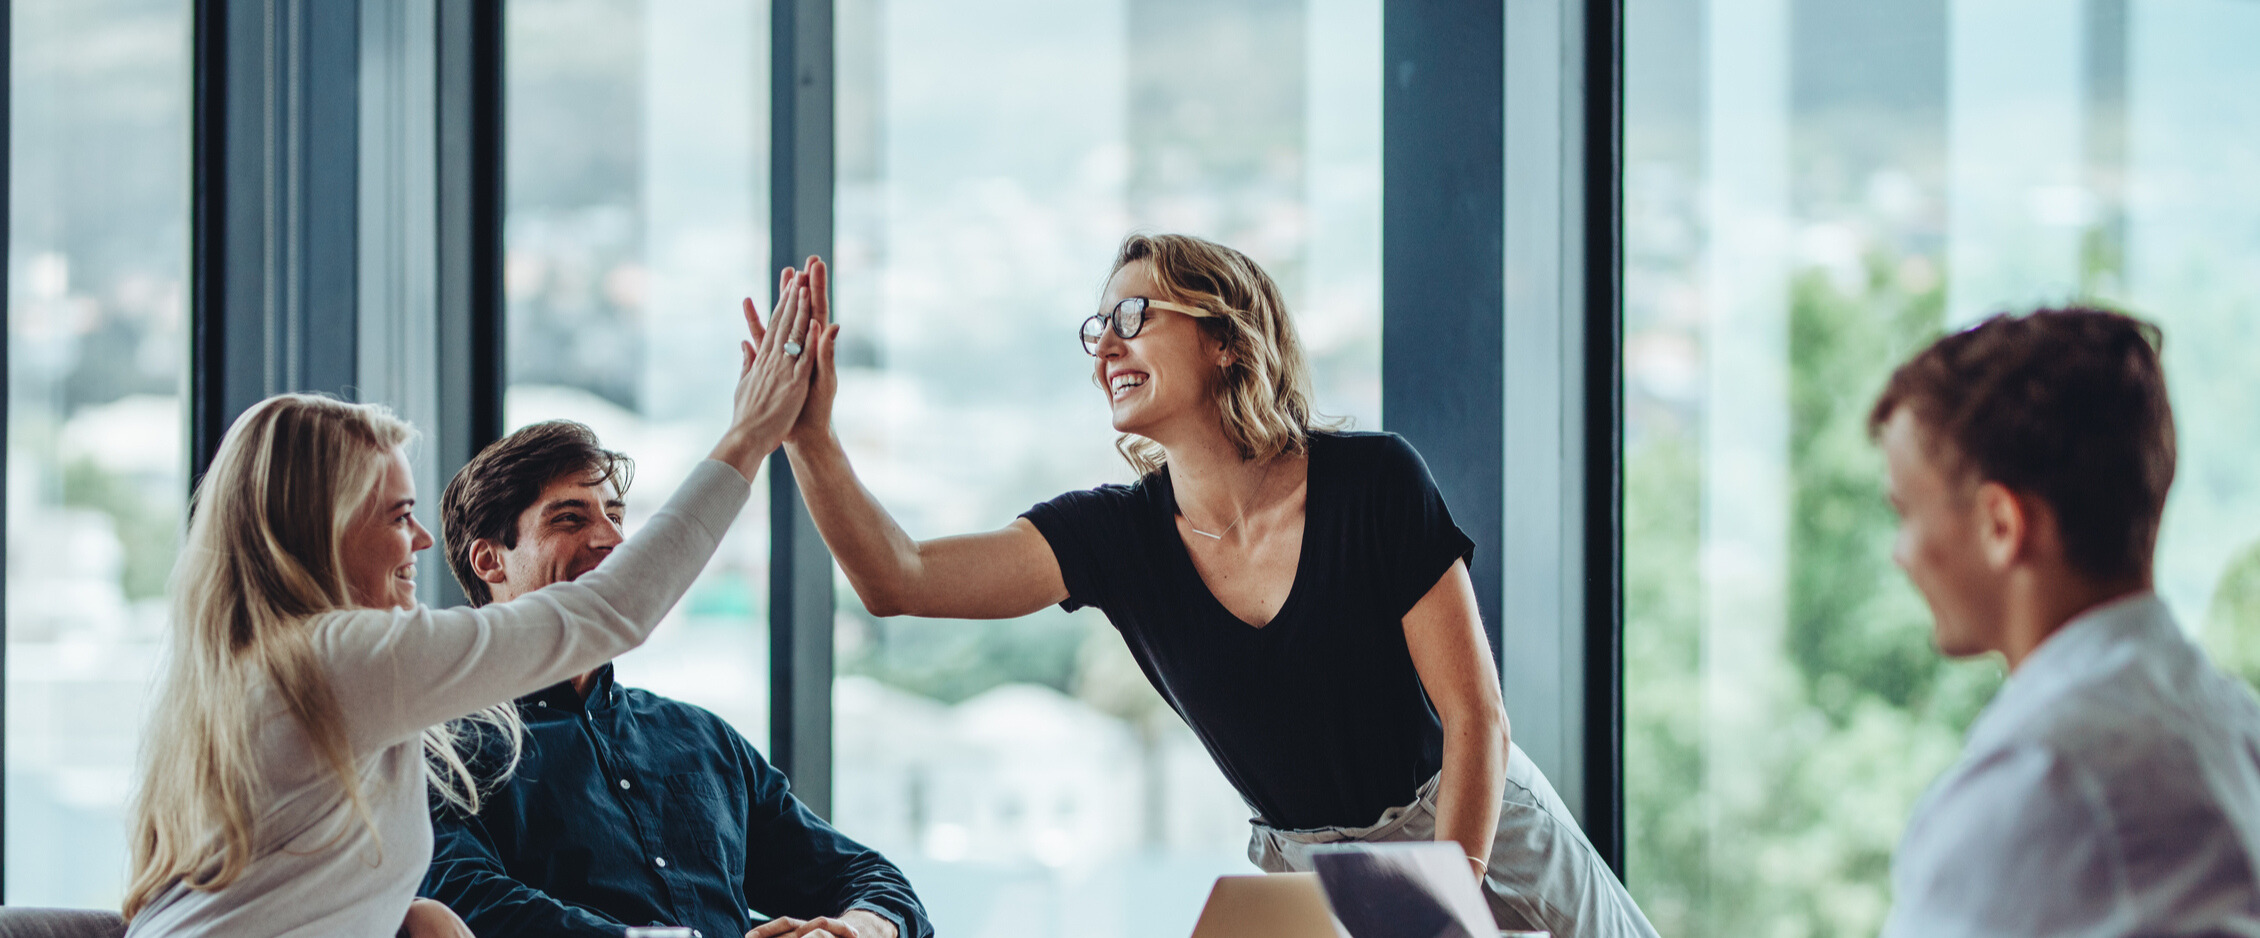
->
[1868,306,2175,582]
[441,421,633,606]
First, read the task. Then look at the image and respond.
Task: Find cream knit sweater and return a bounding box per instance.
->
[125,459,749,938]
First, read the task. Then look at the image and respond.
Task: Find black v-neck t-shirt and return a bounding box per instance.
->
[1021,431,1475,831]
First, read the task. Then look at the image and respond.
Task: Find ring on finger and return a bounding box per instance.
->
[782,338,805,357]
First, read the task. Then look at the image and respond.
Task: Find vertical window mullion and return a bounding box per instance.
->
[1581,0,1626,878]
[1,0,15,898]
[768,0,836,818]
[431,0,505,613]
[191,0,363,478]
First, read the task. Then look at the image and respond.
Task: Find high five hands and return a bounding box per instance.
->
[708,262,830,481]
[706,257,882,938]
[740,256,840,449]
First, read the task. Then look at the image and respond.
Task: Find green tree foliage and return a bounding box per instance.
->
[1627,254,2004,937]
[2204,542,2260,685]
[838,605,1097,705]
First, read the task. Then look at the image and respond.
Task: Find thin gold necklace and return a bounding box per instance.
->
[1182,457,1279,540]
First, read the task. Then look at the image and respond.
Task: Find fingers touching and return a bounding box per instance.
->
[795,257,832,377]
[818,322,840,368]
[742,296,766,342]
[764,273,795,359]
[806,255,829,324]
[744,915,865,938]
[747,918,799,938]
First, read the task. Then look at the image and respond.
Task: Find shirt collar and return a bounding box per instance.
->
[2016,590,2172,676]
[1968,590,2177,747]
[519,661,620,714]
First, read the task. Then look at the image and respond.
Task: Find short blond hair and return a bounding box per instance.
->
[1108,234,1325,475]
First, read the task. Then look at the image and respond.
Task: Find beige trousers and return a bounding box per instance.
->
[1245,742,1660,938]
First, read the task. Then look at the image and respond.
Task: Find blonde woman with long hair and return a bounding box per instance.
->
[768,236,1657,938]
[123,272,820,937]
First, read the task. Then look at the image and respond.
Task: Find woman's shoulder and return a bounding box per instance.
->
[304,604,496,696]
[1023,477,1159,530]
[1311,430,1429,477]
[1035,474,1160,509]
[301,606,401,658]
[306,604,447,654]
[1020,478,1166,585]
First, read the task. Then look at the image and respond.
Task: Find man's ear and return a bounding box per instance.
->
[1974,481,2029,571]
[468,538,511,586]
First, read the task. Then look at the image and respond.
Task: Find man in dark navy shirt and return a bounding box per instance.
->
[418,421,929,938]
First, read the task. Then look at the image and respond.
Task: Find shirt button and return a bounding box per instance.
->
[619,778,631,790]
[653,856,667,868]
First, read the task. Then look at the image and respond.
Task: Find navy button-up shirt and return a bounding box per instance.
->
[419,665,930,938]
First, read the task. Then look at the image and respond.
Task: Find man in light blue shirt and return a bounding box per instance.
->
[1871,307,2260,937]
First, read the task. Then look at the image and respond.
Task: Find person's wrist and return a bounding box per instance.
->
[838,909,897,938]
[782,425,837,454]
[710,427,778,481]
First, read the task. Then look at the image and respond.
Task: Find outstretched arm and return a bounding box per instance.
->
[768,257,1068,620]
[327,275,813,747]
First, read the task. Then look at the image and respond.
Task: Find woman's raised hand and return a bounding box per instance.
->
[742,256,839,448]
[709,269,819,481]
[785,255,839,447]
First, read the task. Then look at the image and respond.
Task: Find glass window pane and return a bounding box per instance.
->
[503,0,772,746]
[829,1,1380,935]
[5,0,192,907]
[1623,1,2260,934]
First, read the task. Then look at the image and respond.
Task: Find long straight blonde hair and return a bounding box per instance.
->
[124,394,520,918]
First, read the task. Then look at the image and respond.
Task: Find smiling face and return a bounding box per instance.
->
[1881,407,2012,658]
[472,472,628,604]
[1092,259,1228,440]
[340,446,434,610]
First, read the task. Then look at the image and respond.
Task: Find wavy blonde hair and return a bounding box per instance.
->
[1108,233,1330,476]
[124,393,520,918]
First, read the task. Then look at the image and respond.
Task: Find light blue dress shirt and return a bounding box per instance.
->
[1882,592,2260,938]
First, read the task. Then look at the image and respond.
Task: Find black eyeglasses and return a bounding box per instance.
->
[1080,297,1206,355]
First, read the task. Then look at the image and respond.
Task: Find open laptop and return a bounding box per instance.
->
[1188,873,1350,938]
[1309,842,1497,938]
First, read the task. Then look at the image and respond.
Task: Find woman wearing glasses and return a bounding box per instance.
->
[771,234,1655,938]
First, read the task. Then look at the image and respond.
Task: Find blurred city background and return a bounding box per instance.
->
[7,2,2258,938]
